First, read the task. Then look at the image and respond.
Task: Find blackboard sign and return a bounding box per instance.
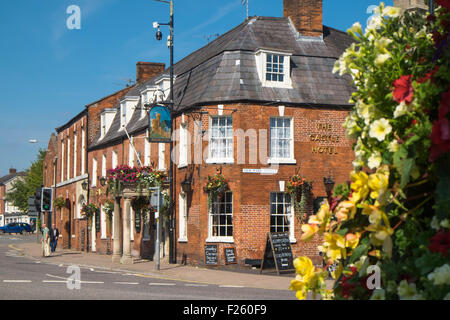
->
[205,245,218,265]
[96,212,100,233]
[224,248,237,265]
[81,228,85,252]
[260,232,295,275]
[135,210,141,233]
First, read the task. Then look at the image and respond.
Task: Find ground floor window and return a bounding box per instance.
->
[208,192,233,242]
[270,192,292,233]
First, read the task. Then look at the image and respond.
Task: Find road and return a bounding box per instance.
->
[0,233,296,300]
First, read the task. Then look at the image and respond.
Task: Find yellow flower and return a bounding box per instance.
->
[366,224,394,247]
[300,224,319,242]
[322,233,347,261]
[308,201,331,232]
[294,257,315,278]
[374,37,393,54]
[350,171,370,203]
[375,53,391,66]
[368,171,389,200]
[345,233,361,249]
[335,201,357,221]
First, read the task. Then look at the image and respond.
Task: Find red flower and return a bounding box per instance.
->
[393,75,414,105]
[430,87,450,161]
[436,0,450,11]
[417,66,439,84]
[340,267,358,299]
[429,229,450,256]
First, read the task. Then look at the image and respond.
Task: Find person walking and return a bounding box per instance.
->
[50,224,59,253]
[41,224,50,257]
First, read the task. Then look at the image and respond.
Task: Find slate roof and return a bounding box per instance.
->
[89,16,354,150]
[0,171,26,186]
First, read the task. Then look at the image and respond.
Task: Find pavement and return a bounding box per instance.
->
[9,241,300,291]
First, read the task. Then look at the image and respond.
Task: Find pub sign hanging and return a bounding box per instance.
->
[148,105,171,143]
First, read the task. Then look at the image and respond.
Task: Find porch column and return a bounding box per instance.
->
[120,197,133,264]
[112,197,121,263]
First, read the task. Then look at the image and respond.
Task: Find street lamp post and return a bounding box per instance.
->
[153,0,176,264]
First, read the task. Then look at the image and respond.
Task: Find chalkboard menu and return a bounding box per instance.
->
[81,228,85,252]
[205,245,218,265]
[224,248,237,265]
[260,232,295,274]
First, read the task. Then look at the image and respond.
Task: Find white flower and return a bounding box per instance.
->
[375,53,391,66]
[388,140,400,153]
[394,101,408,118]
[356,101,373,125]
[370,288,386,300]
[382,6,401,18]
[427,264,450,286]
[369,118,392,142]
[368,151,382,169]
[431,216,440,230]
[348,22,363,37]
[441,219,450,229]
[397,280,418,300]
[366,15,383,34]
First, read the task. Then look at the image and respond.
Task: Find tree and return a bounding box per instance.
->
[6,149,46,212]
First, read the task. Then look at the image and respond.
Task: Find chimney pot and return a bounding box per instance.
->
[284,0,323,38]
[9,168,17,174]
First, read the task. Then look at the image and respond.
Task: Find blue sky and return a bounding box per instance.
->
[0,0,393,175]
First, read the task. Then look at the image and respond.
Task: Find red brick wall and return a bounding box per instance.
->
[174,103,353,267]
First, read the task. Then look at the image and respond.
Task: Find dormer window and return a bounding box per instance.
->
[100,108,116,139]
[119,97,139,130]
[255,49,292,88]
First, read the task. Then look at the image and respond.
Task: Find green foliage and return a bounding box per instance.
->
[5,149,46,212]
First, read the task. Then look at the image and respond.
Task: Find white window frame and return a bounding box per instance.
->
[67,136,71,180]
[144,132,151,166]
[270,192,296,243]
[81,127,86,174]
[268,117,296,164]
[255,49,292,89]
[178,193,188,242]
[92,158,97,187]
[101,154,107,178]
[206,116,234,164]
[178,122,188,168]
[60,140,65,182]
[206,192,234,243]
[100,205,107,239]
[112,150,118,169]
[158,143,166,171]
[73,132,78,178]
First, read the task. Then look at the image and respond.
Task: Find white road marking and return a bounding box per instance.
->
[185,284,209,287]
[219,285,244,288]
[149,283,176,286]
[42,280,68,283]
[3,280,32,283]
[114,282,139,285]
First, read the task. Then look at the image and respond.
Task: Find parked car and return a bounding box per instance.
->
[18,223,33,233]
[0,223,25,234]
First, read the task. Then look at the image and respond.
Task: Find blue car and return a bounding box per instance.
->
[0,223,25,234]
[18,223,33,233]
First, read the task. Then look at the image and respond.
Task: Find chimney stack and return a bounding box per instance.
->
[9,168,17,174]
[136,62,166,83]
[283,0,323,38]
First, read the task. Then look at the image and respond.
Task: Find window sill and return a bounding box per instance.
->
[267,158,297,165]
[178,238,188,243]
[206,237,234,243]
[205,158,234,165]
[178,163,188,169]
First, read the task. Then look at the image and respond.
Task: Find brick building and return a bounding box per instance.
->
[44,0,355,267]
[0,169,27,227]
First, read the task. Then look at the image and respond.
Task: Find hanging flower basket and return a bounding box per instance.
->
[203,170,230,211]
[286,175,312,222]
[106,165,167,196]
[53,197,66,210]
[81,203,99,219]
[103,199,114,221]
